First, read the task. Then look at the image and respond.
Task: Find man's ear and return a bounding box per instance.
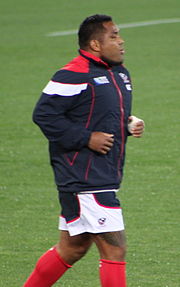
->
[89,39,101,52]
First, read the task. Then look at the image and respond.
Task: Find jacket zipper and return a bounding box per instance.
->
[108,70,125,177]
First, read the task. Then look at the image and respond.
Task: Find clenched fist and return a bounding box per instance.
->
[88,132,114,154]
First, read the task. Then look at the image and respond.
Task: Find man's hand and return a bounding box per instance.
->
[128,116,145,138]
[88,132,114,154]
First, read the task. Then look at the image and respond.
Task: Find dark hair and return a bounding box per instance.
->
[78,14,112,49]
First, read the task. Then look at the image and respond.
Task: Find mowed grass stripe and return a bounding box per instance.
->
[46,18,180,37]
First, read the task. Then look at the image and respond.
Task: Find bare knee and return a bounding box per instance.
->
[99,242,127,261]
[56,243,90,265]
[93,231,127,261]
[56,231,93,265]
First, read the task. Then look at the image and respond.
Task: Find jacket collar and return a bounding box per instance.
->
[79,49,110,68]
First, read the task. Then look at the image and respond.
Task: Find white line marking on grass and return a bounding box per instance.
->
[46,18,180,37]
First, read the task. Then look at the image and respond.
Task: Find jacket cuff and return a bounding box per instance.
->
[79,129,92,148]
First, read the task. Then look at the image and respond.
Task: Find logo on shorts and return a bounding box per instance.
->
[98,217,106,225]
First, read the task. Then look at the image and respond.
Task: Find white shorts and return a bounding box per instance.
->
[58,192,124,236]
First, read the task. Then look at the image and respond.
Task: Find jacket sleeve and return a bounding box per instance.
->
[33,73,91,151]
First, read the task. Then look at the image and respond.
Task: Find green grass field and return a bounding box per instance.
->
[0,0,180,286]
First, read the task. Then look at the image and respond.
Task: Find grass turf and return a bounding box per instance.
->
[0,0,179,286]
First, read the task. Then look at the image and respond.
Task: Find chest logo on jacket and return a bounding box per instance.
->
[93,76,110,85]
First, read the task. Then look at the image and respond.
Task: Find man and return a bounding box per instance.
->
[23,14,144,287]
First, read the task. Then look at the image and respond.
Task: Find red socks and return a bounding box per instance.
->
[23,248,126,286]
[99,259,126,287]
[23,247,71,287]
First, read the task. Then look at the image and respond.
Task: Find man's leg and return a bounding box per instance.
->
[93,230,127,287]
[56,230,93,265]
[23,231,92,287]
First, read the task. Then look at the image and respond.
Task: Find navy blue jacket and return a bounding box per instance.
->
[33,50,132,193]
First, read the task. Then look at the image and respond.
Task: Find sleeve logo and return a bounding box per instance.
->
[119,73,132,91]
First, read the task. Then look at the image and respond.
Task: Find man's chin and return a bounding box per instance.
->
[101,57,124,66]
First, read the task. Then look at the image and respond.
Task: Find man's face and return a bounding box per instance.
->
[98,21,125,65]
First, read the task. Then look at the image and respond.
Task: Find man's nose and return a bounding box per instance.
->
[118,36,124,45]
[119,37,124,45]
